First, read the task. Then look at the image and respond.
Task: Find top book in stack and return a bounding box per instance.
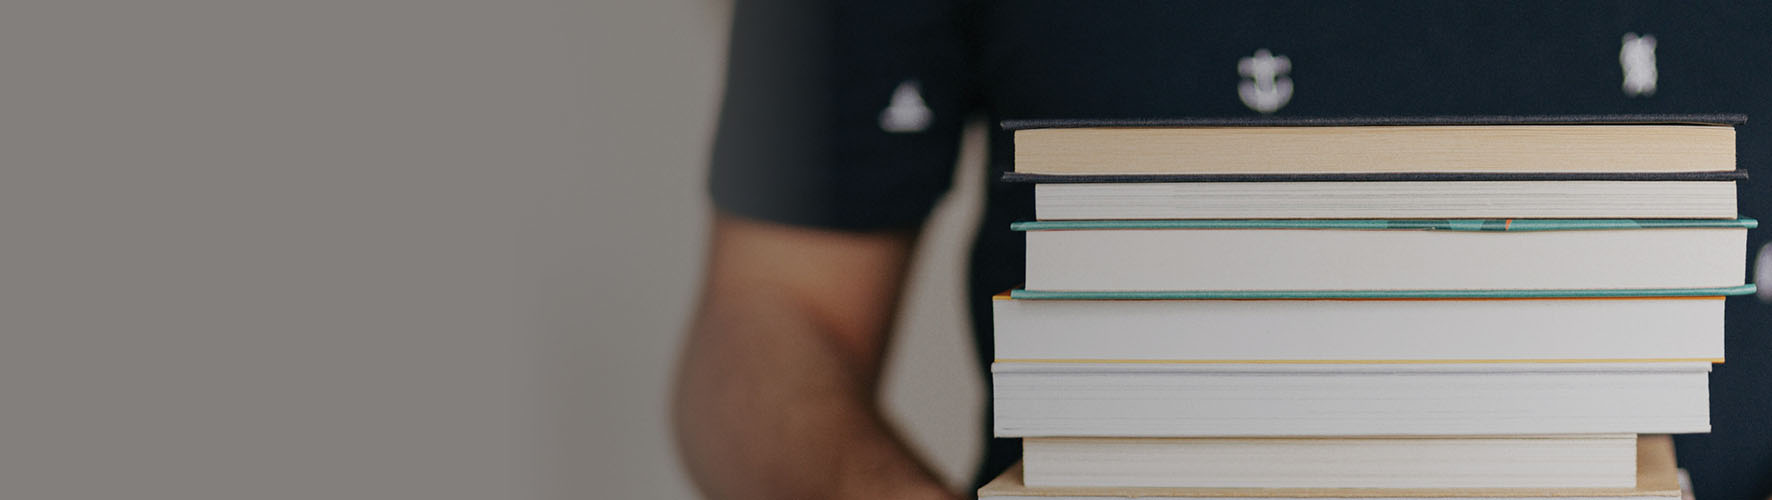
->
[1006,115,1745,220]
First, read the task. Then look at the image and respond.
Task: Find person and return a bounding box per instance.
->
[672,2,1772,499]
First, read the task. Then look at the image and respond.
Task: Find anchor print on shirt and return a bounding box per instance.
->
[879,80,933,133]
[1620,33,1657,97]
[1238,49,1293,114]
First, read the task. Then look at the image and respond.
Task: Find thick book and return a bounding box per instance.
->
[991,293,1724,363]
[1022,434,1637,489]
[981,435,1680,500]
[992,362,1710,437]
[1022,179,1740,220]
[1018,219,1754,292]
[1007,115,1742,176]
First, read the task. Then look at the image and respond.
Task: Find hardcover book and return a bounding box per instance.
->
[1021,434,1637,489]
[992,362,1710,437]
[1007,115,1743,176]
[1019,178,1741,220]
[991,292,1726,363]
[1017,219,1754,292]
[981,435,1681,500]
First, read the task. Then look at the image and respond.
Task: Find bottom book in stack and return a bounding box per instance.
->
[982,435,1680,500]
[1022,434,1637,488]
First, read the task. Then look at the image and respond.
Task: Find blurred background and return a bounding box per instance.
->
[1,1,982,498]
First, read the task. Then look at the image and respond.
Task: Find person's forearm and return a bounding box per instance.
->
[672,293,956,500]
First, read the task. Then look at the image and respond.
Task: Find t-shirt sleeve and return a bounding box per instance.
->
[708,0,975,231]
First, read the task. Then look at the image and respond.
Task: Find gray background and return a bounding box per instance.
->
[0,1,983,498]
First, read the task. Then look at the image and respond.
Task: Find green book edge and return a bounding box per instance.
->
[1011,218,1759,232]
[1009,285,1758,300]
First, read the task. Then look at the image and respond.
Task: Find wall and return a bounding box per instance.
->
[0,0,982,498]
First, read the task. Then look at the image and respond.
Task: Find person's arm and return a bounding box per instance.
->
[672,213,958,500]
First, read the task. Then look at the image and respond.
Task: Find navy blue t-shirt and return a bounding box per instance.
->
[709,2,1772,498]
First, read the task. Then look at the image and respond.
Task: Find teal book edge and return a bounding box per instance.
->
[1009,284,1758,300]
[1011,218,1759,232]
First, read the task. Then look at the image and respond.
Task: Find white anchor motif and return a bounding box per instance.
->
[1238,49,1293,114]
[1620,33,1657,97]
[879,80,933,133]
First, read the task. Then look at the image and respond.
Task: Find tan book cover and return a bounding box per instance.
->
[1012,125,1734,175]
[979,435,1679,499]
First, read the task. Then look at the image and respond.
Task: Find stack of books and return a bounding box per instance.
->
[982,115,1755,500]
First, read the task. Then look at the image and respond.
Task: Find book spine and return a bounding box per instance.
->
[1010,218,1759,232]
[1002,171,1750,183]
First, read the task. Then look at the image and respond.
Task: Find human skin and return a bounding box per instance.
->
[672,213,959,500]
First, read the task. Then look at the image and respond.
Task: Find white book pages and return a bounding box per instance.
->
[1024,228,1746,291]
[1034,181,1737,220]
[1022,435,1637,488]
[992,363,1711,437]
[992,297,1724,362]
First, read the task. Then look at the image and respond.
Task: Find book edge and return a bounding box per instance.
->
[1009,218,1758,231]
[1006,286,1757,300]
[1001,115,1747,130]
[1001,171,1750,183]
[980,436,1677,498]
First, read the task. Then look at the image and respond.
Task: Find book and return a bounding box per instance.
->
[991,293,1724,363]
[980,435,1680,500]
[1018,219,1753,292]
[1022,434,1636,489]
[1021,178,1740,220]
[1006,115,1742,176]
[992,115,1739,496]
[992,362,1710,437]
